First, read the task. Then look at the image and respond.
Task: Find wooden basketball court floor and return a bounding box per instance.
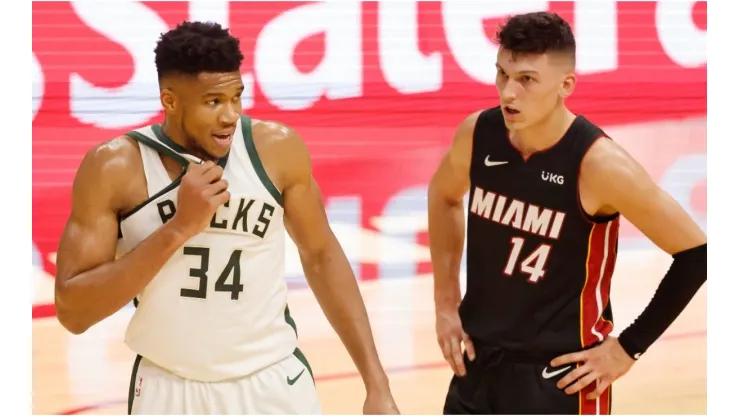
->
[32,246,706,415]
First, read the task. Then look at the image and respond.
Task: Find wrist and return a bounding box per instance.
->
[434,283,460,309]
[434,295,459,313]
[617,333,643,361]
[362,368,391,394]
[161,217,195,245]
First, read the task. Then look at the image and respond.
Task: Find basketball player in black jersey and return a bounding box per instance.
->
[427,12,707,415]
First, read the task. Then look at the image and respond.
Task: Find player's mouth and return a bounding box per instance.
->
[503,106,520,117]
[212,132,234,148]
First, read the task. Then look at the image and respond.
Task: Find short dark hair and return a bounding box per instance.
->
[495,12,575,61]
[154,21,244,80]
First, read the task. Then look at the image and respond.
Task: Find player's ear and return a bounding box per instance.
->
[160,88,177,113]
[560,73,576,99]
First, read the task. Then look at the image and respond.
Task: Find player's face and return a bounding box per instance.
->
[495,48,574,130]
[166,72,244,160]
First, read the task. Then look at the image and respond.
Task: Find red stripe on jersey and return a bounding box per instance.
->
[579,384,612,414]
[580,219,618,348]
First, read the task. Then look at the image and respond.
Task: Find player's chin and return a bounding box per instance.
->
[200,144,229,161]
[503,118,525,130]
[208,134,233,157]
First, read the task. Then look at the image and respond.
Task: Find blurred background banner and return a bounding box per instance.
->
[31,3,707,414]
[32,1,706,307]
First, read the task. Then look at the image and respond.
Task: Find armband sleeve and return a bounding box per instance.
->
[617,243,707,360]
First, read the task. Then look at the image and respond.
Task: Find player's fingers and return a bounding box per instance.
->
[194,160,215,170]
[556,364,590,390]
[186,160,202,172]
[462,333,476,361]
[439,336,452,362]
[201,163,225,184]
[587,378,611,400]
[449,338,466,377]
[437,333,449,353]
[185,160,212,179]
[213,189,231,207]
[565,370,599,396]
[551,350,587,368]
[205,179,229,197]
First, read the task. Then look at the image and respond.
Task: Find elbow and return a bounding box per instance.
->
[298,240,335,276]
[61,320,90,335]
[55,307,90,335]
[427,181,441,204]
[299,244,330,267]
[54,286,90,335]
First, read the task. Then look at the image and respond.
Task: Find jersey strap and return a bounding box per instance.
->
[240,115,283,207]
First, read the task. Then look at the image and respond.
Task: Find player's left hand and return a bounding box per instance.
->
[363,388,400,414]
[550,336,636,399]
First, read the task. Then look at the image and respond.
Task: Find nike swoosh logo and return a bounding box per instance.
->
[287,369,305,385]
[541,365,571,379]
[484,156,508,167]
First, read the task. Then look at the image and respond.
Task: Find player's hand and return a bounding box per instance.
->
[435,306,475,377]
[171,161,230,238]
[363,389,400,414]
[550,336,636,399]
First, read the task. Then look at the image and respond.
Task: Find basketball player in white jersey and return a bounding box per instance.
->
[54,21,400,415]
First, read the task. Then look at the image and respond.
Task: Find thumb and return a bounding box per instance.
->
[463,333,476,360]
[186,160,202,172]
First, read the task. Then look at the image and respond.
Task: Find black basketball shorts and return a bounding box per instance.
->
[442,346,611,415]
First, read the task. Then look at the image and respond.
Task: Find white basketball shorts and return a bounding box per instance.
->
[127,348,322,414]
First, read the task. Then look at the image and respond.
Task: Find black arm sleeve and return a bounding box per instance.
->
[617,243,707,360]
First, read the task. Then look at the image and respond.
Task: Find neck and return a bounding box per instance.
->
[161,118,213,161]
[161,118,188,149]
[510,105,576,157]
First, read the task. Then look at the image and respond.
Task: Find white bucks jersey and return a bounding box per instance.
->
[117,116,299,382]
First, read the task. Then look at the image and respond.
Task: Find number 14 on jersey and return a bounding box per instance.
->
[503,237,552,283]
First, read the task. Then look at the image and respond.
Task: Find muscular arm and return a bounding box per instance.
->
[581,138,707,357]
[273,127,391,393]
[427,111,479,310]
[55,138,190,334]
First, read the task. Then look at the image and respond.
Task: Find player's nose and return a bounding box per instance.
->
[219,103,240,125]
[501,82,517,102]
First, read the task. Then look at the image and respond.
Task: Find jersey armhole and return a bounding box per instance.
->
[576,134,620,224]
[118,133,187,222]
[241,115,284,207]
[468,107,503,176]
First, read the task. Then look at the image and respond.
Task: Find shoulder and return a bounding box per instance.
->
[581,135,649,197]
[249,118,311,190]
[73,135,144,209]
[459,109,486,132]
[448,109,486,165]
[250,119,307,154]
[77,135,142,181]
[250,118,309,166]
[452,107,499,146]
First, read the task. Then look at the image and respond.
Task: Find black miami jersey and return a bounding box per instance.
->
[459,106,620,358]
